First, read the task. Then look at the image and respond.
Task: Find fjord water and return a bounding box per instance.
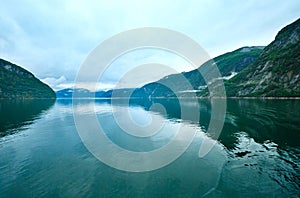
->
[0,99,299,197]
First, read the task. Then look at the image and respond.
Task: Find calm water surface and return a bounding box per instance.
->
[0,99,299,197]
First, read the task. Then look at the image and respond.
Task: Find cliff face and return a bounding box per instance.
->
[0,59,56,99]
[226,18,300,97]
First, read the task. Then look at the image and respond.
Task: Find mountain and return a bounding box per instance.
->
[56,88,94,98]
[58,18,300,99]
[56,88,109,98]
[225,18,300,97]
[57,46,263,99]
[0,58,56,99]
[133,18,300,98]
[131,46,264,98]
[56,88,135,98]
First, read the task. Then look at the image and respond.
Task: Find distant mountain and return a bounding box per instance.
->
[56,88,110,98]
[98,88,136,98]
[225,18,300,97]
[56,88,94,98]
[56,88,135,98]
[0,59,56,99]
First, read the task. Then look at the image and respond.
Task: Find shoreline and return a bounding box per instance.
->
[2,96,300,100]
[57,97,300,100]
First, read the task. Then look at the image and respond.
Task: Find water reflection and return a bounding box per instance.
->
[0,99,55,137]
[61,98,300,153]
[58,98,300,154]
[126,98,300,151]
[1,98,298,196]
[223,99,300,149]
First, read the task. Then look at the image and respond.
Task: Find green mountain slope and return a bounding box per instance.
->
[0,58,56,99]
[226,18,300,97]
[132,46,263,98]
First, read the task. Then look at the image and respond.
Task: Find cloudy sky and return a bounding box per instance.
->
[0,0,299,90]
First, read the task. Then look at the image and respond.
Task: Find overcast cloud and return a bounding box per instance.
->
[0,0,299,90]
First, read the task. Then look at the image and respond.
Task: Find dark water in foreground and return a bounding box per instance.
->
[0,99,299,197]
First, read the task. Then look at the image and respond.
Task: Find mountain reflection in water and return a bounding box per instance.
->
[0,98,299,197]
